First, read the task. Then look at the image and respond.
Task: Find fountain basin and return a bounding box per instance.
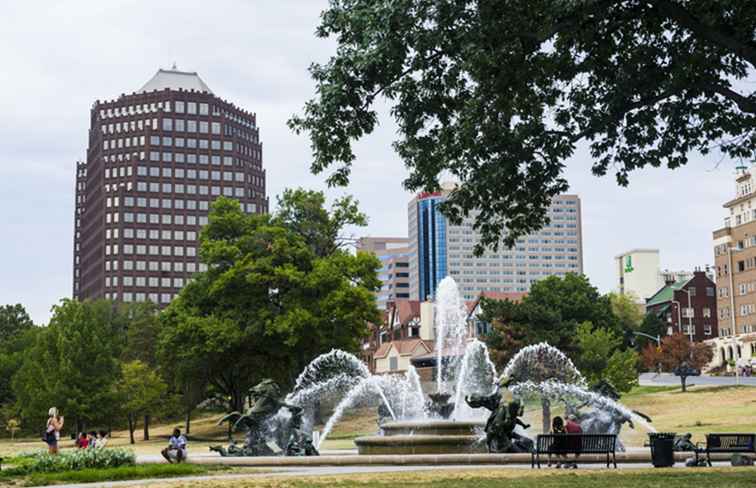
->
[355,420,487,455]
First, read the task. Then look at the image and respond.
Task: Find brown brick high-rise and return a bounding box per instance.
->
[73,68,268,305]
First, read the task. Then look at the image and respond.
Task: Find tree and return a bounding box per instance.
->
[274,188,367,257]
[290,1,756,252]
[12,299,125,433]
[158,195,381,411]
[641,333,713,391]
[608,292,644,331]
[115,361,169,444]
[575,322,639,394]
[483,274,616,364]
[0,305,38,407]
[635,313,668,350]
[0,304,34,344]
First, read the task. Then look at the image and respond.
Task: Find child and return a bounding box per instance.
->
[77,432,89,449]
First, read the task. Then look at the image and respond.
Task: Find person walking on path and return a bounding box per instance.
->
[45,407,64,455]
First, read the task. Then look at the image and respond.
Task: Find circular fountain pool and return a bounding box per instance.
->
[354,419,486,455]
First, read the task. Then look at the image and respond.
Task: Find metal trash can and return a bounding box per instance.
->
[649,432,676,467]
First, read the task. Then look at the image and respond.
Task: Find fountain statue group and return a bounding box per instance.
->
[210,379,319,457]
[207,277,660,457]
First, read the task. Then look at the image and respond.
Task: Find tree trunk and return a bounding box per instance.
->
[128,414,135,445]
[143,415,150,441]
[680,375,687,392]
[76,418,84,437]
[541,398,551,434]
[185,409,191,435]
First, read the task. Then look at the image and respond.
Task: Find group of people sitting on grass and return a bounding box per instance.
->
[75,430,109,449]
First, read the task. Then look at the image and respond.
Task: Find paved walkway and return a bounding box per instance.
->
[639,373,756,387]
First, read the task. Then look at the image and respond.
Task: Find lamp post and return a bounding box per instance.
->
[671,300,683,333]
[686,288,694,342]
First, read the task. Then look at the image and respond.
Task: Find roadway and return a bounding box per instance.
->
[638,372,756,387]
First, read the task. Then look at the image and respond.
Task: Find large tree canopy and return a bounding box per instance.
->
[159,195,381,410]
[291,0,756,251]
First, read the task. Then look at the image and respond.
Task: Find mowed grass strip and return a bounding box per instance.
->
[18,463,227,486]
[139,468,756,488]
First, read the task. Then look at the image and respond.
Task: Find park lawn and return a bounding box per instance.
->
[1,385,754,456]
[131,468,756,488]
[620,385,756,446]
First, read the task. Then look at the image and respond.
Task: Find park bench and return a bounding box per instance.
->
[694,433,755,466]
[532,433,617,469]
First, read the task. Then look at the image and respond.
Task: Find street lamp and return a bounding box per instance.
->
[686,288,694,343]
[630,331,662,347]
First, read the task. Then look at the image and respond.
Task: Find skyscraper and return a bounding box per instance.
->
[408,188,583,301]
[356,237,413,308]
[73,68,267,305]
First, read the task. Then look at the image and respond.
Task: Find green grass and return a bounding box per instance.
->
[156,468,756,488]
[623,385,679,397]
[1,463,227,486]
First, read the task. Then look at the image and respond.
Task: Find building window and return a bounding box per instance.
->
[704,324,712,335]
[706,286,715,297]
[682,307,694,318]
[389,356,398,371]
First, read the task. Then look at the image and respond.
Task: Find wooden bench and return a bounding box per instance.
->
[695,433,755,466]
[532,434,617,468]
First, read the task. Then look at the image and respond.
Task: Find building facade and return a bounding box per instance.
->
[408,189,583,301]
[73,68,268,305]
[357,237,412,308]
[711,168,756,367]
[615,249,694,305]
[645,270,718,342]
[615,249,663,303]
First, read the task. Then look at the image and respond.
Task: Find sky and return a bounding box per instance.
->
[0,0,747,324]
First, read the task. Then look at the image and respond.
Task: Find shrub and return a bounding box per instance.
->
[5,448,135,475]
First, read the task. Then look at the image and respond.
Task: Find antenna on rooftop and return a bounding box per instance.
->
[171,62,178,70]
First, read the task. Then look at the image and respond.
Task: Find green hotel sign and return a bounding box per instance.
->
[624,256,634,273]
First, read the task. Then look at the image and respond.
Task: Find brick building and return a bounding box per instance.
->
[73,68,267,304]
[645,270,718,342]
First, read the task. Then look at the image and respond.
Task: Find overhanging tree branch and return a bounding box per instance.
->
[653,0,756,67]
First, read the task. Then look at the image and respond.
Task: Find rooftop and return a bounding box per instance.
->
[645,277,692,307]
[138,68,213,94]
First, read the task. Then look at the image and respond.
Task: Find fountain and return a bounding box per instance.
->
[212,276,654,457]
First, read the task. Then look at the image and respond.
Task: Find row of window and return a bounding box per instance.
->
[133,166,246,181]
[114,292,175,304]
[105,260,208,273]
[101,150,262,171]
[105,276,186,288]
[105,228,198,241]
[105,244,197,257]
[132,181,248,198]
[107,212,209,226]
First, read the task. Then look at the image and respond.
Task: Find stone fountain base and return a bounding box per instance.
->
[354,420,486,455]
